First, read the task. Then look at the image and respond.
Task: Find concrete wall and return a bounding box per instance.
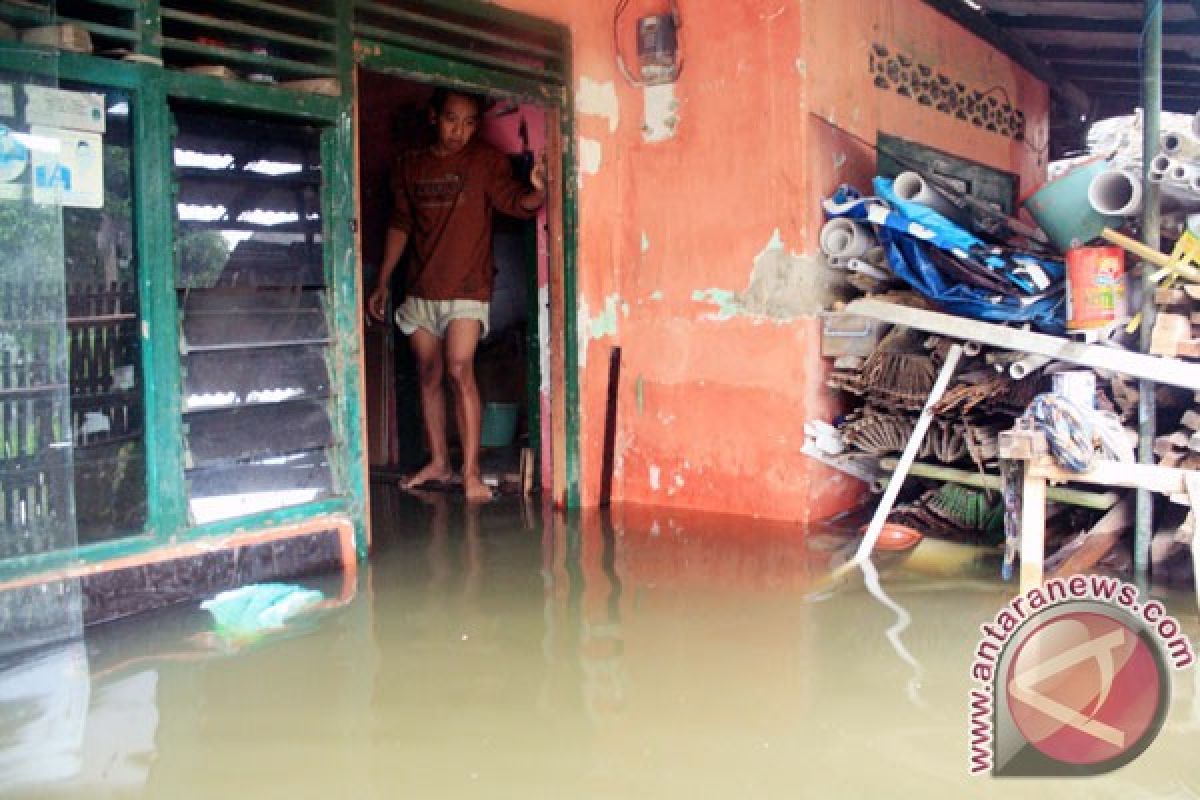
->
[497,0,1049,521]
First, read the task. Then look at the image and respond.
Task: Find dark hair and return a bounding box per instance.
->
[430,87,490,116]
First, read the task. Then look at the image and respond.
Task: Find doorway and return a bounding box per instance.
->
[357,68,551,497]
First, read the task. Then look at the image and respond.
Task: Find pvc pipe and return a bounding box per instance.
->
[1147,170,1165,184]
[819,217,874,259]
[877,458,1121,511]
[846,258,891,282]
[962,341,982,357]
[1161,131,1200,162]
[1087,168,1143,216]
[849,344,964,568]
[1169,162,1197,185]
[1009,354,1052,380]
[893,171,962,221]
[1150,153,1174,176]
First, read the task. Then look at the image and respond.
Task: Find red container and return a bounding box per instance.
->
[1065,246,1125,329]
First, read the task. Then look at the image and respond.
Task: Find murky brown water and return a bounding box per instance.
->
[3,487,1199,798]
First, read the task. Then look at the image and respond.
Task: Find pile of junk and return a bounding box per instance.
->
[804,110,1200,590]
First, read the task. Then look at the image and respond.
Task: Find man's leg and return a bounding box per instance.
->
[404,327,454,489]
[443,318,490,501]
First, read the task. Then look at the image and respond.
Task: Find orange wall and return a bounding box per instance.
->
[497,0,1049,521]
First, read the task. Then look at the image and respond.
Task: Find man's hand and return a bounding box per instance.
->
[367,285,390,322]
[530,154,547,193]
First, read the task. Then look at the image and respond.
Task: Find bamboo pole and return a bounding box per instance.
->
[877,458,1121,511]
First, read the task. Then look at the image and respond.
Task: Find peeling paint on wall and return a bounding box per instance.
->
[642,83,679,143]
[691,229,836,322]
[636,375,644,414]
[650,290,663,301]
[691,288,741,321]
[576,293,622,369]
[641,232,650,253]
[649,465,661,491]
[576,77,620,134]
[578,137,603,185]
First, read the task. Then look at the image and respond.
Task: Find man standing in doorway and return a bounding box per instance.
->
[368,88,546,501]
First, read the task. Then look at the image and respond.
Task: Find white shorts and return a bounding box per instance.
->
[394,296,490,339]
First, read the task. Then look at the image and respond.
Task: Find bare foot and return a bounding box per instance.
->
[463,474,494,503]
[402,462,454,490]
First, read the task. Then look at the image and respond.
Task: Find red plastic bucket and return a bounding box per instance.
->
[1065,246,1125,329]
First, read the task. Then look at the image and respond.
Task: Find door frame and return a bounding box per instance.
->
[352,38,581,509]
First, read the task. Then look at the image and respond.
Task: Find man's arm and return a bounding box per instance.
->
[488,150,547,218]
[519,158,547,211]
[367,227,409,322]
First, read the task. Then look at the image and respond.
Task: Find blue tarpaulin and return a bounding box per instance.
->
[825,179,1067,333]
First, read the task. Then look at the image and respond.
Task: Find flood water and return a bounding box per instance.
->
[2,485,1199,798]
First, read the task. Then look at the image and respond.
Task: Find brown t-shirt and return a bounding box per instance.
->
[390,140,535,302]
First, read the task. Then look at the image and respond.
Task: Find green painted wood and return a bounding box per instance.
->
[183,0,335,28]
[91,0,140,10]
[334,0,367,560]
[558,79,581,509]
[0,44,142,85]
[60,17,141,43]
[0,497,354,582]
[177,497,351,541]
[159,37,336,77]
[354,24,562,84]
[137,0,161,58]
[355,1,560,61]
[160,7,336,53]
[393,0,566,43]
[138,70,190,539]
[321,111,369,560]
[161,68,341,119]
[354,39,557,102]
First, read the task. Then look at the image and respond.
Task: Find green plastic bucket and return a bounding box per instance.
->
[481,402,519,448]
[1023,159,1123,254]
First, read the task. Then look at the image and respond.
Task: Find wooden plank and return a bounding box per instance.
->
[160,8,336,53]
[1020,468,1047,591]
[1028,457,1192,496]
[843,298,1200,391]
[546,105,567,506]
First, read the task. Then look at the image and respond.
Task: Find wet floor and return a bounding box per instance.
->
[2,485,1199,798]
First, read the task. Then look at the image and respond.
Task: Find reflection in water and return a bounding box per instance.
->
[0,490,1197,798]
[0,640,158,794]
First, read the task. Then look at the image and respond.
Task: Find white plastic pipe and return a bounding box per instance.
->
[848,344,964,568]
[1151,153,1174,176]
[847,258,891,282]
[1088,168,1143,216]
[1148,170,1166,185]
[1169,162,1197,185]
[1009,354,1052,380]
[892,171,962,221]
[1161,131,1200,162]
[819,217,874,259]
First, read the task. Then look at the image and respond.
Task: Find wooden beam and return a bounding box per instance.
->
[984,1,1197,22]
[843,298,1200,391]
